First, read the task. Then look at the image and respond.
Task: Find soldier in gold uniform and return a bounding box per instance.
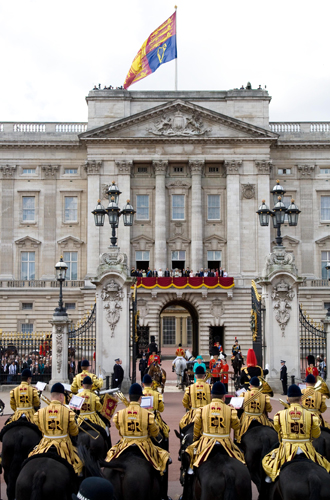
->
[78,376,106,429]
[235,376,273,443]
[142,374,170,442]
[29,382,83,474]
[185,382,245,470]
[105,383,171,499]
[71,359,103,394]
[262,384,330,483]
[179,365,211,429]
[301,374,328,427]
[7,368,40,424]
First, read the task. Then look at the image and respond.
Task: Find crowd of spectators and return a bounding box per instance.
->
[131,267,229,278]
[1,353,52,383]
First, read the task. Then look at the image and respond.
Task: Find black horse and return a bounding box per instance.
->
[231,352,244,390]
[239,422,278,492]
[259,457,330,500]
[76,421,110,460]
[194,445,252,500]
[0,420,42,500]
[15,453,79,500]
[79,445,162,500]
[313,426,330,462]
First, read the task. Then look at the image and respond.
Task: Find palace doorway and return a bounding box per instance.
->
[160,300,199,357]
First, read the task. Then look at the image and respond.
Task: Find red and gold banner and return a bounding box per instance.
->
[101,394,118,421]
[134,277,234,290]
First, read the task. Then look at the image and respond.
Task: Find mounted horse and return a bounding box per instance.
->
[15,453,79,500]
[231,351,244,390]
[148,363,166,393]
[0,419,42,500]
[173,357,187,389]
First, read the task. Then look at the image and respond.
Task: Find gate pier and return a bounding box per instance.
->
[50,314,71,386]
[257,246,304,393]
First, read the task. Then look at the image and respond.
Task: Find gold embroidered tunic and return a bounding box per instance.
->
[185,398,245,467]
[78,388,105,429]
[262,403,330,481]
[71,370,103,394]
[28,400,82,474]
[8,382,40,423]
[105,402,170,474]
[301,388,328,427]
[235,389,273,443]
[143,387,169,438]
[180,380,211,429]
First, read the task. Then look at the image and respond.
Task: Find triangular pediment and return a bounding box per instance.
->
[80,100,277,142]
[315,235,330,246]
[57,236,85,248]
[204,234,227,245]
[272,235,300,247]
[15,236,41,247]
[167,235,191,244]
[131,235,155,245]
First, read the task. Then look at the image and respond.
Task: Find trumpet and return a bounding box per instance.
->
[243,378,264,409]
[116,390,130,407]
[40,394,101,440]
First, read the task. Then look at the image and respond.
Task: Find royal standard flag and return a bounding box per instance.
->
[124,12,177,89]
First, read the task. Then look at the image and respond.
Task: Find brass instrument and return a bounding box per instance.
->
[280,380,323,409]
[40,394,101,440]
[258,376,274,397]
[279,399,289,409]
[116,390,130,407]
[316,376,330,398]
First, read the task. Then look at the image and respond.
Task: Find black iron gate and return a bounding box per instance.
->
[68,304,96,378]
[251,280,263,366]
[299,305,326,379]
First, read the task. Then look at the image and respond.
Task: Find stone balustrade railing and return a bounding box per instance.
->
[0,280,85,288]
[0,122,87,134]
[270,122,330,134]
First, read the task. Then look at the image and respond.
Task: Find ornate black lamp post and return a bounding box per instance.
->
[92,181,135,246]
[54,256,68,316]
[257,180,301,246]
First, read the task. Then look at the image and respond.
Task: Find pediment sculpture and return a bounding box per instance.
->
[147,110,210,136]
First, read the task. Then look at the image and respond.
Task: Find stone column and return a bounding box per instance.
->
[225,160,242,276]
[153,160,168,271]
[297,164,315,276]
[0,165,16,279]
[256,160,272,274]
[85,160,102,280]
[49,314,71,385]
[116,160,132,267]
[92,248,132,393]
[189,160,204,274]
[41,165,59,278]
[257,246,303,392]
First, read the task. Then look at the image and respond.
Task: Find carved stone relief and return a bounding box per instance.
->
[115,160,132,175]
[84,160,102,174]
[0,165,17,177]
[56,327,63,374]
[100,251,127,267]
[296,164,315,177]
[41,165,59,177]
[241,183,256,199]
[271,279,295,336]
[147,111,210,136]
[224,160,242,175]
[152,160,168,175]
[189,160,204,175]
[101,280,124,337]
[255,160,272,174]
[210,299,223,319]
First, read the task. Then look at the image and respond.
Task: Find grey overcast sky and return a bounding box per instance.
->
[1,0,329,123]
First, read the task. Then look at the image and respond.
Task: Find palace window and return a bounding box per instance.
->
[171,250,186,271]
[207,250,222,270]
[172,195,185,220]
[320,169,330,174]
[21,252,35,280]
[22,302,33,310]
[21,323,34,334]
[65,303,76,310]
[135,251,150,272]
[64,168,78,174]
[136,195,149,220]
[63,251,78,280]
[22,196,35,222]
[163,317,176,345]
[207,195,220,220]
[321,196,330,221]
[278,168,291,175]
[64,196,78,222]
[321,251,330,279]
[22,168,36,174]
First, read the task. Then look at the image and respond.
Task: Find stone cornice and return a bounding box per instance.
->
[274,142,330,150]
[77,136,277,146]
[0,141,83,150]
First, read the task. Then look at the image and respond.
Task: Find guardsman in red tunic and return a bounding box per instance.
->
[148,352,161,367]
[220,355,229,392]
[175,345,185,358]
[213,336,223,354]
[209,347,222,383]
[305,355,319,378]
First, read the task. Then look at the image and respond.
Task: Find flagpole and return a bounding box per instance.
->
[175,5,178,91]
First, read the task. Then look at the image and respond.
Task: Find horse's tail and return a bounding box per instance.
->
[223,467,236,500]
[7,431,24,500]
[308,471,322,500]
[30,471,47,500]
[77,444,103,478]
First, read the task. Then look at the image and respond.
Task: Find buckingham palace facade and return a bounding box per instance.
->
[0,87,330,355]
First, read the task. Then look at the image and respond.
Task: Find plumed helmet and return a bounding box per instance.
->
[81,359,90,367]
[287,384,302,398]
[305,374,316,384]
[129,383,143,397]
[82,376,92,385]
[51,382,65,394]
[211,346,219,356]
[250,376,260,387]
[211,382,226,395]
[214,336,220,343]
[22,369,32,378]
[195,365,205,375]
[150,336,155,342]
[72,477,114,500]
[143,374,152,385]
[246,349,257,367]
